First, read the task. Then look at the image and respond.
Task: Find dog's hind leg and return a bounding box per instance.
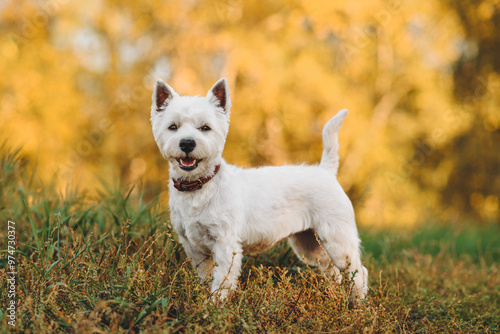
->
[315,221,368,301]
[288,229,342,283]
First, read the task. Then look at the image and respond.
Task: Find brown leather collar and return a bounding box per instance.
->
[172,165,221,192]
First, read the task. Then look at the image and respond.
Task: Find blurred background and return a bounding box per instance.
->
[1,0,499,227]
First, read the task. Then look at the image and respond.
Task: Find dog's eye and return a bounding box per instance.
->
[200,125,211,132]
[168,124,178,131]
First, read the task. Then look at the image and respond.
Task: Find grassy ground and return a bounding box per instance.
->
[1,146,499,333]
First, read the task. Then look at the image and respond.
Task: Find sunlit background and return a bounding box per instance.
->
[1,0,499,227]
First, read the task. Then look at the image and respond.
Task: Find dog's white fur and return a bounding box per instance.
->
[151,78,368,300]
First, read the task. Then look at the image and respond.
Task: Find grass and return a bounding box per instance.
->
[0,145,499,333]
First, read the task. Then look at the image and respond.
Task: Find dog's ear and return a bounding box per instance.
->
[153,79,176,112]
[207,78,231,117]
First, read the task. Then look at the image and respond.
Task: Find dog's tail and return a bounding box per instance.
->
[319,109,348,176]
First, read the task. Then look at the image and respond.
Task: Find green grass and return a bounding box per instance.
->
[1,145,499,333]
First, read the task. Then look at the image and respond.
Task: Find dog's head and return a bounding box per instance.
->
[151,78,231,181]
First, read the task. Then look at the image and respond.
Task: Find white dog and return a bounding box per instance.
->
[151,78,368,300]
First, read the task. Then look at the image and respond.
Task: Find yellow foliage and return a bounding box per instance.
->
[1,0,499,226]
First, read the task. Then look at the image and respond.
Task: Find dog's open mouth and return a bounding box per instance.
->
[177,157,202,171]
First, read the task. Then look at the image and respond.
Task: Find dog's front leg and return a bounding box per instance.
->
[211,243,243,299]
[181,241,214,286]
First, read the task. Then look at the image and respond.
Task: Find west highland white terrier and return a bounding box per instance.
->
[151,78,368,300]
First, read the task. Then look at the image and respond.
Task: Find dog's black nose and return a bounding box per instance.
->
[179,139,196,153]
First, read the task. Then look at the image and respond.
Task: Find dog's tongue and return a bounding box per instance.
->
[181,157,195,166]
